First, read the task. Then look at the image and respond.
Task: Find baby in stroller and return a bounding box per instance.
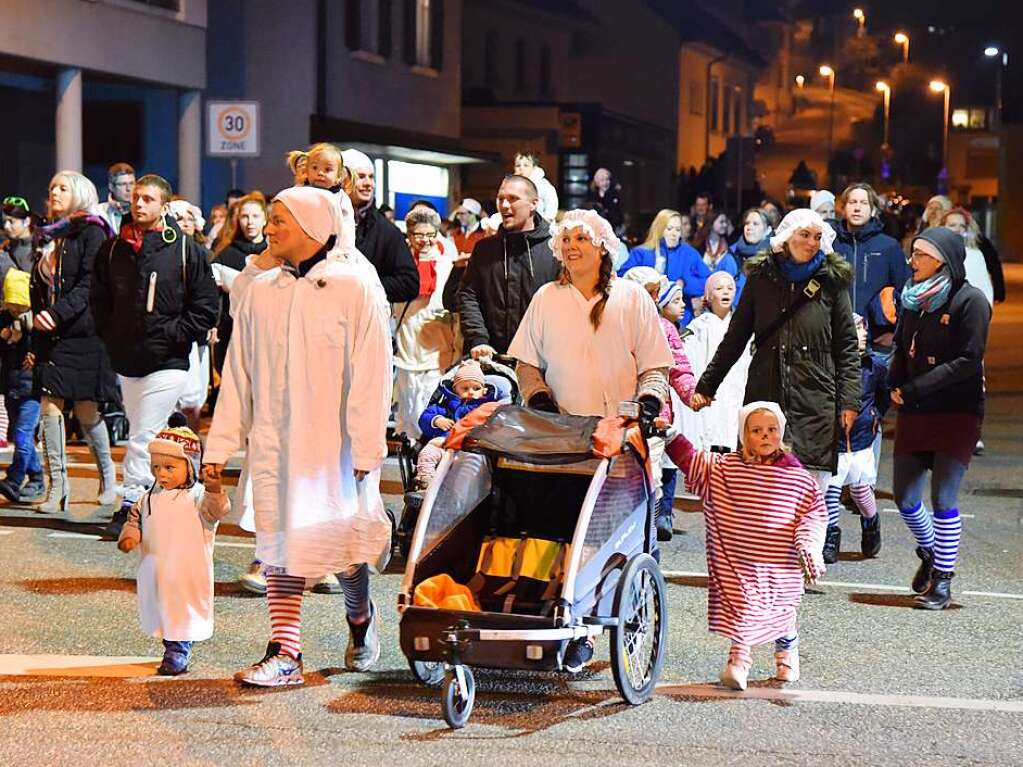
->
[415,360,500,488]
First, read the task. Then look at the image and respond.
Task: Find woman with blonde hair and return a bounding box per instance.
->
[29,171,119,513]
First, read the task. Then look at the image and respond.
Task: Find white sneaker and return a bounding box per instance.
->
[775,649,800,682]
[238,561,267,595]
[235,642,304,687]
[719,662,749,691]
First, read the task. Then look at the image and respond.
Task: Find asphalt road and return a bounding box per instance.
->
[2,270,1021,767]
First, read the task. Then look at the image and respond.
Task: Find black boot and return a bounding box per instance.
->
[860,515,881,558]
[656,515,674,542]
[914,569,954,610]
[822,526,841,564]
[911,546,934,593]
[105,503,130,539]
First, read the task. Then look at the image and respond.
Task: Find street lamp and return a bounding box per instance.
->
[929,79,950,178]
[894,32,910,64]
[820,65,837,163]
[984,46,1008,128]
[876,81,891,148]
[852,8,865,37]
[795,74,805,88]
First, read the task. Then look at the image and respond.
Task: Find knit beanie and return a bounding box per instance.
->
[452,360,486,390]
[703,270,736,304]
[809,190,835,214]
[148,426,203,483]
[341,148,373,171]
[657,282,683,310]
[2,269,31,308]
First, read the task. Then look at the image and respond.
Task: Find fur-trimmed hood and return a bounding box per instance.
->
[743,248,853,288]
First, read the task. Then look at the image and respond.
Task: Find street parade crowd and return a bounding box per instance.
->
[0,145,997,691]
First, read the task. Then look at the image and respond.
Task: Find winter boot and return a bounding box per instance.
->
[82,417,119,506]
[656,514,674,542]
[860,515,882,558]
[822,526,842,564]
[105,502,131,539]
[914,569,954,610]
[21,472,46,501]
[37,413,69,514]
[911,546,934,593]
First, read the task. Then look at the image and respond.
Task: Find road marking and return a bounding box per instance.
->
[0,653,159,678]
[215,540,256,549]
[881,507,975,519]
[662,570,1023,600]
[654,682,1023,713]
[0,530,13,536]
[47,532,102,540]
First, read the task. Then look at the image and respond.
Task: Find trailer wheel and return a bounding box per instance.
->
[440,665,475,729]
[610,553,667,705]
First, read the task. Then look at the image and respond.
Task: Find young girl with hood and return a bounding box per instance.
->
[666,401,827,691]
[513,151,559,222]
[889,226,991,610]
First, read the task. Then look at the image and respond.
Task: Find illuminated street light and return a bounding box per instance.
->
[820,66,837,163]
[876,81,892,148]
[929,80,951,176]
[795,74,805,88]
[984,46,999,57]
[852,8,865,36]
[894,32,910,64]
[985,46,1009,126]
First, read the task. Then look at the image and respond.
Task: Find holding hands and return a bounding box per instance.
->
[202,464,224,494]
[690,392,714,411]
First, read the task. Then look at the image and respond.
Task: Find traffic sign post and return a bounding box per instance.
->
[207,101,261,157]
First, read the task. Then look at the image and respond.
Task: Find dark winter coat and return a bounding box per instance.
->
[355,204,419,303]
[0,313,34,400]
[889,228,991,418]
[849,353,890,451]
[695,249,861,473]
[977,233,1006,303]
[29,219,120,402]
[455,214,559,355]
[91,220,219,378]
[586,188,624,232]
[418,381,500,440]
[830,217,910,317]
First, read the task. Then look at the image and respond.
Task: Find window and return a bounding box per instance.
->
[732,87,744,135]
[689,80,704,115]
[709,76,720,132]
[403,0,444,70]
[484,28,498,86]
[515,38,528,93]
[952,108,990,131]
[539,43,552,98]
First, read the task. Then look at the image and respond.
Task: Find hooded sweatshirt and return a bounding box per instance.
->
[889,226,991,418]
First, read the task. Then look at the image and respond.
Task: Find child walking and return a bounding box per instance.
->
[117,426,231,675]
[667,401,826,690]
[0,269,44,503]
[415,360,500,488]
[823,314,889,563]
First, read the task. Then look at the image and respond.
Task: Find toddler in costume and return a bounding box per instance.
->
[117,425,231,675]
[416,359,499,487]
[823,314,889,563]
[666,401,826,690]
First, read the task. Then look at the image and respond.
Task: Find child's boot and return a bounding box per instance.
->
[822,525,841,564]
[719,644,750,691]
[914,569,954,610]
[158,640,192,676]
[860,514,881,558]
[774,648,800,682]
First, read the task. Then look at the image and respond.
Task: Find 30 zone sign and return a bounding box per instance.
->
[207,101,260,157]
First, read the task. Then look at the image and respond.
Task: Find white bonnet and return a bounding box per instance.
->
[167,199,205,233]
[769,208,835,255]
[551,209,622,261]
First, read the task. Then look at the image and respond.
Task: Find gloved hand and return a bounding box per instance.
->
[528,391,559,414]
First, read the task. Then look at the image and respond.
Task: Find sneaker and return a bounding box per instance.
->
[860,515,882,558]
[238,561,267,595]
[562,638,594,673]
[311,573,343,594]
[158,640,192,676]
[235,641,304,687]
[656,515,674,542]
[719,662,749,691]
[0,478,22,503]
[345,601,381,672]
[774,649,800,682]
[105,505,130,538]
[20,474,46,501]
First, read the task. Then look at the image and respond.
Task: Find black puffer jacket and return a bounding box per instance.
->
[696,249,860,472]
[889,227,991,417]
[355,204,419,303]
[455,214,559,355]
[29,219,120,402]
[91,220,219,378]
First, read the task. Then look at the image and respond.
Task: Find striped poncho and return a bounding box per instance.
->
[667,436,827,646]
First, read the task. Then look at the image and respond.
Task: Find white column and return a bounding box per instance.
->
[55,67,83,172]
[178,89,202,203]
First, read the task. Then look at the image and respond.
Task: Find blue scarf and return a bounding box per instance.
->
[777,250,825,283]
[901,269,952,313]
[730,236,767,263]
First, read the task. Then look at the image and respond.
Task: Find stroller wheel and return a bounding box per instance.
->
[610,553,667,705]
[408,658,444,687]
[440,666,475,729]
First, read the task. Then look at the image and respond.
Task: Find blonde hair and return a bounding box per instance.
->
[213,191,268,256]
[740,407,789,463]
[48,171,99,216]
[641,209,683,261]
[286,143,345,184]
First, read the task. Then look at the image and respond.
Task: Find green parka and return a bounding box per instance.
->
[695,250,860,473]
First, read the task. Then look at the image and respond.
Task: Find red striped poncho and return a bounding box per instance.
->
[667,437,827,646]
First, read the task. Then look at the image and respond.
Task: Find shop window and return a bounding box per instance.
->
[403,0,444,70]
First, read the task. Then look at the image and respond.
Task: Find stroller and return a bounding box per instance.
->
[397,403,668,728]
[392,356,518,562]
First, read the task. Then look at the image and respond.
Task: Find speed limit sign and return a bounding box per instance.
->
[207,101,261,157]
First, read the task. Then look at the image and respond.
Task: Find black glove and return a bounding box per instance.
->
[637,395,663,437]
[529,391,559,414]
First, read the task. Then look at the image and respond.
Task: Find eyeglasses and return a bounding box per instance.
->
[908,250,940,263]
[410,232,438,241]
[2,196,28,211]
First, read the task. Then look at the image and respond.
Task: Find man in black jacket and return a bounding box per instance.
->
[91,174,219,534]
[455,175,559,358]
[342,149,419,303]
